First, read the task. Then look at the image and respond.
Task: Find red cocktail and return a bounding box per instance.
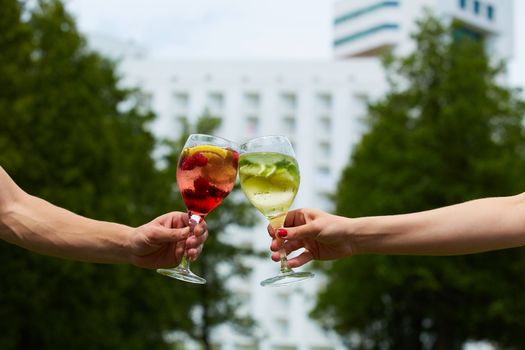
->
[177,144,238,216]
[157,134,239,284]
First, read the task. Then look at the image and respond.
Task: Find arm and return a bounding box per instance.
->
[352,194,525,255]
[269,195,525,267]
[0,167,206,268]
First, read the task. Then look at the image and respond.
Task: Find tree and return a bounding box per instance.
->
[311,14,525,350]
[163,114,260,350]
[0,1,193,348]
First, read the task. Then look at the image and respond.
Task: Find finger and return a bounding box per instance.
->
[278,223,318,242]
[270,239,304,252]
[267,224,277,238]
[284,208,307,227]
[286,250,314,268]
[270,238,280,252]
[187,245,203,261]
[174,240,186,263]
[193,220,208,237]
[148,226,189,244]
[155,211,186,228]
[185,233,206,249]
[270,242,305,261]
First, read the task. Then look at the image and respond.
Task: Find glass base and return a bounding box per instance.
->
[260,271,314,287]
[156,266,206,284]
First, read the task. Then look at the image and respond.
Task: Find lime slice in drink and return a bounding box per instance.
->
[260,164,277,177]
[270,169,296,186]
[240,162,277,177]
[240,163,265,176]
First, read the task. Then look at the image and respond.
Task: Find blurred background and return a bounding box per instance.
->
[1,0,525,349]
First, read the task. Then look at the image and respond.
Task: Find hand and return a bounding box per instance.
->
[129,211,208,269]
[269,208,354,268]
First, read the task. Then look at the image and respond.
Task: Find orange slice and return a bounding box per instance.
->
[188,145,228,158]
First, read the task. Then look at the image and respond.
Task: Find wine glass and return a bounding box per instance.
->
[239,135,314,287]
[157,134,239,284]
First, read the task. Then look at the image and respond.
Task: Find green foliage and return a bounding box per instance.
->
[0,1,215,349]
[312,14,525,350]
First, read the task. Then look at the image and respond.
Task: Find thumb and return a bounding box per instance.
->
[148,226,190,244]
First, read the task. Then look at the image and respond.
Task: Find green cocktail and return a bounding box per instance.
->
[239,152,299,221]
[239,135,314,287]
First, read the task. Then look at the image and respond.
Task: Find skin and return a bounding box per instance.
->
[268,196,525,268]
[0,166,207,268]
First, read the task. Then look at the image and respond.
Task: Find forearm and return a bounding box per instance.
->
[0,179,133,264]
[351,194,525,255]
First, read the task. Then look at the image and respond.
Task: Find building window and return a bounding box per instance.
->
[244,93,260,109]
[317,93,332,111]
[454,26,483,42]
[280,93,297,111]
[317,166,330,176]
[473,0,480,14]
[354,92,369,104]
[175,115,187,130]
[236,345,257,350]
[487,5,494,20]
[207,92,224,110]
[459,0,467,9]
[273,346,296,350]
[174,92,189,109]
[316,166,332,194]
[276,292,290,311]
[245,116,259,135]
[319,142,331,157]
[274,318,290,337]
[282,115,296,133]
[319,116,331,133]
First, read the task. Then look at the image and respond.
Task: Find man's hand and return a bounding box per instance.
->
[130,212,208,269]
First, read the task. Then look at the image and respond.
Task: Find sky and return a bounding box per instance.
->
[65,0,524,89]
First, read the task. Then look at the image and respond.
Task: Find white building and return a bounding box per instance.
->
[90,1,514,349]
[333,0,513,61]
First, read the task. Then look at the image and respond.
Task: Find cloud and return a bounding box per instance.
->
[66,0,333,60]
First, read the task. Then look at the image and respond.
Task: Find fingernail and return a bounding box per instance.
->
[277,228,288,237]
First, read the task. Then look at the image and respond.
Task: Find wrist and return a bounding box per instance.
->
[346,216,381,255]
[324,214,361,258]
[345,216,361,255]
[117,224,136,265]
[0,194,27,245]
[0,200,15,239]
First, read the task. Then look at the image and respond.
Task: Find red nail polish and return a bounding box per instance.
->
[277,228,288,237]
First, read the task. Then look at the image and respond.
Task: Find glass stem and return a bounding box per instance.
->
[270,214,292,274]
[179,255,190,270]
[182,213,202,271]
[279,245,293,274]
